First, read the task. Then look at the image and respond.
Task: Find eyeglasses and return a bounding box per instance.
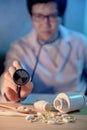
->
[32,13,58,22]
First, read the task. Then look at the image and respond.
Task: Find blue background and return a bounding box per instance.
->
[0,0,87,75]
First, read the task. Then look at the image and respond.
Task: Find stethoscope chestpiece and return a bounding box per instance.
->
[13,69,30,98]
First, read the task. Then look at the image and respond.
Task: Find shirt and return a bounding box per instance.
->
[4,25,87,94]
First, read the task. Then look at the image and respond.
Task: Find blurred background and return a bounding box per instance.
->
[0,0,87,75]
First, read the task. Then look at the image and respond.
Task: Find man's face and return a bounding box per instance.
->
[31,2,60,42]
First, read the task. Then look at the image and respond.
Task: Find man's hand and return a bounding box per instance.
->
[2,60,33,102]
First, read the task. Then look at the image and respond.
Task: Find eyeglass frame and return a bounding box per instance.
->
[32,13,59,22]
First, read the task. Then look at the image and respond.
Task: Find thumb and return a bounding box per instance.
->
[13,60,22,69]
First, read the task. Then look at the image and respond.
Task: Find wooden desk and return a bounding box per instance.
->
[0,103,87,130]
[0,115,87,130]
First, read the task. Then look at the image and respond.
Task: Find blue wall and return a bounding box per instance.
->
[84,0,87,35]
[0,0,32,55]
[65,0,86,34]
[0,0,87,56]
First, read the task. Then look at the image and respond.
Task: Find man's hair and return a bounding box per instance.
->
[26,0,67,17]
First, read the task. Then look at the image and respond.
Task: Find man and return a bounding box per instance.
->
[0,0,87,102]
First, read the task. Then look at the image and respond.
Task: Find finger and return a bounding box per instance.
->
[13,60,22,69]
[4,71,10,79]
[4,80,18,93]
[20,82,33,98]
[4,72,15,86]
[4,72,18,92]
[5,87,20,101]
[8,66,16,77]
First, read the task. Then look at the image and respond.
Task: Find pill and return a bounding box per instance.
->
[26,114,34,120]
[47,120,57,125]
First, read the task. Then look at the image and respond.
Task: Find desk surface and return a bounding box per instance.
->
[0,94,87,130]
[0,115,87,130]
[0,103,87,130]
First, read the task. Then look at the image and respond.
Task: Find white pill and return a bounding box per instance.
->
[37,112,42,116]
[26,114,34,120]
[47,120,57,125]
[17,106,25,110]
[61,114,69,117]
[62,117,69,123]
[24,107,30,112]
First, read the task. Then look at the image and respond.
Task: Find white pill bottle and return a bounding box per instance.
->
[53,92,86,113]
[34,100,52,111]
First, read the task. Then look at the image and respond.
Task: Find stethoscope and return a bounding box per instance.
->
[13,33,60,98]
[13,43,46,98]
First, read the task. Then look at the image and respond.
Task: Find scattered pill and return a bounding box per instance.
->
[47,120,57,125]
[26,114,34,120]
[25,110,76,125]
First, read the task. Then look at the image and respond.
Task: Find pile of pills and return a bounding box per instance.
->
[25,111,76,125]
[17,106,31,112]
[17,105,76,125]
[16,105,37,114]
